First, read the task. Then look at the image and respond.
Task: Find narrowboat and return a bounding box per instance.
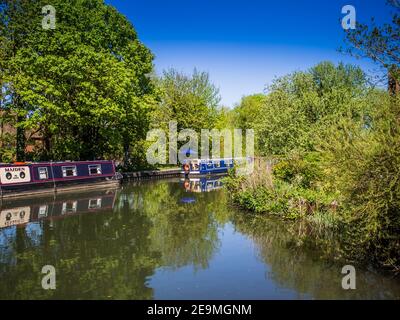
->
[181,157,252,176]
[0,160,122,199]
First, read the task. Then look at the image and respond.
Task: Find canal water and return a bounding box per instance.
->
[0,178,399,300]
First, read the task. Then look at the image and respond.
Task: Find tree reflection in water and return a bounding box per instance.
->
[0,179,225,299]
[231,212,400,300]
[0,179,399,300]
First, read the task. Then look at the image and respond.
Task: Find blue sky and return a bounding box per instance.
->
[106,0,395,107]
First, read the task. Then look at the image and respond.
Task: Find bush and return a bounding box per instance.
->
[318,94,400,271]
[273,152,322,188]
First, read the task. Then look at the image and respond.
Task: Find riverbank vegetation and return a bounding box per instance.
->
[225,2,400,273]
[225,87,399,272]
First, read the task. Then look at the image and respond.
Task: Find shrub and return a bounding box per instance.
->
[318,94,400,271]
[273,152,322,188]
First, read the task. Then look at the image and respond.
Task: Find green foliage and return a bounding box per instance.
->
[234,187,289,215]
[318,94,400,269]
[254,62,369,155]
[226,60,400,272]
[153,68,221,132]
[122,139,157,172]
[226,170,335,220]
[273,152,322,189]
[0,111,16,162]
[232,62,370,157]
[343,0,400,83]
[233,94,266,129]
[0,0,157,164]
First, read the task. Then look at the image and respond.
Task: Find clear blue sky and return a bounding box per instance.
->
[106,0,395,107]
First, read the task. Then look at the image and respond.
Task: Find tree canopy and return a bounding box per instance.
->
[343,0,400,89]
[0,0,156,162]
[152,68,221,133]
[234,62,371,156]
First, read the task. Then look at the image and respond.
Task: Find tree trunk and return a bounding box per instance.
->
[0,111,4,152]
[16,113,26,162]
[43,127,52,161]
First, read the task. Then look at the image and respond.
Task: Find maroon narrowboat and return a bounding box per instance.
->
[0,160,122,199]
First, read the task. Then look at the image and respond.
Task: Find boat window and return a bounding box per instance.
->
[62,201,77,214]
[38,205,48,218]
[207,161,214,168]
[89,164,102,175]
[89,198,102,209]
[215,161,221,168]
[192,163,199,170]
[62,166,77,178]
[38,167,49,180]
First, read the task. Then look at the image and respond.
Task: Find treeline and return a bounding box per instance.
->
[0,0,225,170]
[225,2,400,272]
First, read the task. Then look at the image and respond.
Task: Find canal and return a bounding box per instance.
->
[0,178,399,299]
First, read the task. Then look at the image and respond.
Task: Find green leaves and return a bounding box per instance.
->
[229,61,400,272]
[343,1,400,85]
[154,68,221,132]
[234,62,370,156]
[1,0,156,161]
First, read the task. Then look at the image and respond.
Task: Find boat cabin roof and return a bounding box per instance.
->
[189,157,250,163]
[0,160,113,167]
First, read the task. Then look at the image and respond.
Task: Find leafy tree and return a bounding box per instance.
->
[153,68,221,133]
[214,105,235,130]
[1,0,156,162]
[226,62,400,272]
[252,62,369,156]
[233,94,266,130]
[343,0,400,91]
[316,92,400,270]
[0,0,41,160]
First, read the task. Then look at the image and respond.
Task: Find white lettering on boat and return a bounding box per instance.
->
[0,166,31,184]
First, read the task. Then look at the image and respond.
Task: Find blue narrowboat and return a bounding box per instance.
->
[181,158,252,176]
[182,158,234,175]
[0,160,122,199]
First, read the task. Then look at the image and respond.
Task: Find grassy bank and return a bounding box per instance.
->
[224,157,339,226]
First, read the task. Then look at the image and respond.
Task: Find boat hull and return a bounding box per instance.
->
[0,161,121,199]
[0,177,120,200]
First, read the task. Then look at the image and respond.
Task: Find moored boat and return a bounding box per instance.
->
[0,160,122,199]
[181,157,252,176]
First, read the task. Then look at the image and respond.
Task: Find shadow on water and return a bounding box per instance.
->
[0,177,399,299]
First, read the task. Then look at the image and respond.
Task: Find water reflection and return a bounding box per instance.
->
[182,177,224,193]
[232,213,400,299]
[0,179,226,299]
[0,190,117,229]
[0,179,399,300]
